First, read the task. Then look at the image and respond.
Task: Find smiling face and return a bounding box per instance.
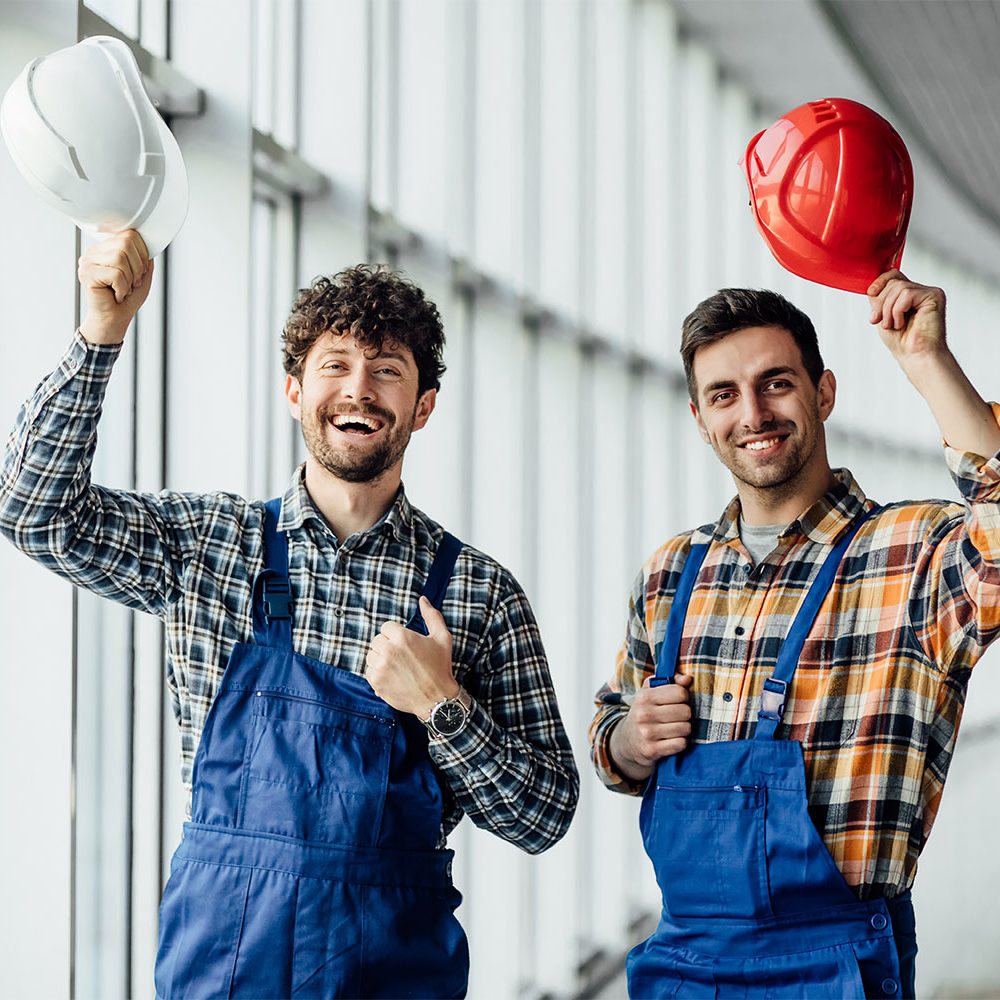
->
[689,325,836,499]
[285,331,435,484]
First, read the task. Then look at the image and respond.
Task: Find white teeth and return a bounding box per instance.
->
[332,414,381,430]
[744,438,780,451]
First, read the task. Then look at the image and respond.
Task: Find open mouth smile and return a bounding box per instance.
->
[328,413,387,436]
[738,434,789,454]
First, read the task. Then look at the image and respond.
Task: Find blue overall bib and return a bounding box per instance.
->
[155,500,470,999]
[628,510,917,999]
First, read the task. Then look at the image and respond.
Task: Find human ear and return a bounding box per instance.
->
[817,370,836,421]
[285,374,303,421]
[690,400,711,444]
[412,388,437,432]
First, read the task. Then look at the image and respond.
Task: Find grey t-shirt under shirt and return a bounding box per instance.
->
[738,517,787,566]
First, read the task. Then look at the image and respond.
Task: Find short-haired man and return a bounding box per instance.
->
[590,271,1000,998]
[1,233,579,999]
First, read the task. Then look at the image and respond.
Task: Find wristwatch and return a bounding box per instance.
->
[423,687,472,739]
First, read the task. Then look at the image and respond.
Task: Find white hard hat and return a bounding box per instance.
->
[0,35,188,257]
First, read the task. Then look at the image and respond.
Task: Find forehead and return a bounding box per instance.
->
[692,325,804,387]
[307,329,415,366]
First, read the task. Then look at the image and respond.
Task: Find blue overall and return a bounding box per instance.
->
[155,500,470,999]
[628,510,917,999]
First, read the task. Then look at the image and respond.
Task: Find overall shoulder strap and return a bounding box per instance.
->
[250,498,293,648]
[755,505,881,740]
[406,532,463,635]
[650,542,710,688]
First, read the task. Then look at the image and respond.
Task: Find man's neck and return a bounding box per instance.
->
[737,463,838,527]
[302,458,403,543]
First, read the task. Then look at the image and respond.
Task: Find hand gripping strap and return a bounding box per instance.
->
[651,542,710,688]
[405,533,462,636]
[754,505,881,741]
[250,498,292,649]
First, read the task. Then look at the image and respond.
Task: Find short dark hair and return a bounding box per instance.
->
[680,288,825,402]
[282,264,446,395]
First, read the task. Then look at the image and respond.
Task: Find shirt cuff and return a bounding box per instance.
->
[944,401,1000,497]
[426,693,498,773]
[591,711,647,796]
[70,328,124,372]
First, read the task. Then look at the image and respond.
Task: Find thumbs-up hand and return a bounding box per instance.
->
[365,596,459,718]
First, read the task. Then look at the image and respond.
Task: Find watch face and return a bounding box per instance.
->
[431,699,467,737]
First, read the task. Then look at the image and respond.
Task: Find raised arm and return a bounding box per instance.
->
[0,231,209,615]
[868,270,1000,459]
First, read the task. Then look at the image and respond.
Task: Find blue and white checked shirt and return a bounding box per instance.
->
[0,332,579,853]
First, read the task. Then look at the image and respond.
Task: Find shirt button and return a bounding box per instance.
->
[870,912,888,930]
[743,563,752,574]
[335,608,344,618]
[735,626,745,636]
[723,692,733,703]
[881,979,898,996]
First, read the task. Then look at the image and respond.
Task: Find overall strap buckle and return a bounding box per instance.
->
[757,677,788,723]
[262,576,292,621]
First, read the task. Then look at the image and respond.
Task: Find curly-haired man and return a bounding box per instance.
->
[0,233,579,999]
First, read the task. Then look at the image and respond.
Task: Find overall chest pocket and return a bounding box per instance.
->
[651,784,774,920]
[239,690,395,847]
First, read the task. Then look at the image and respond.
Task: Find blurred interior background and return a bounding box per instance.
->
[1,1,999,997]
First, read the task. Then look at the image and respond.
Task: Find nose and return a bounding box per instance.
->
[340,367,376,403]
[740,391,774,431]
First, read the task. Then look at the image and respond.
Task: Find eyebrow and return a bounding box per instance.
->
[701,366,797,396]
[317,345,412,367]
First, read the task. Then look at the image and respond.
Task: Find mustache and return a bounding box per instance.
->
[320,403,395,426]
[730,421,795,446]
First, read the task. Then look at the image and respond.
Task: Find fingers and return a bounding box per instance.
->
[867,270,945,332]
[866,268,905,300]
[622,709,693,766]
[418,596,449,638]
[871,282,916,331]
[637,678,693,707]
[648,736,689,758]
[379,620,404,641]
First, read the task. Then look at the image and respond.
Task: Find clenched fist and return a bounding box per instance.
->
[610,673,694,782]
[78,230,153,345]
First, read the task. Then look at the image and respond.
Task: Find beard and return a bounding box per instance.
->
[300,400,416,484]
[714,417,819,495]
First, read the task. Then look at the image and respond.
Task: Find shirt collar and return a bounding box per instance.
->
[277,464,414,543]
[701,468,869,549]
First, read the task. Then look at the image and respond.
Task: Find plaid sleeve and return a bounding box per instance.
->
[0,332,211,617]
[909,402,1000,671]
[588,565,658,796]
[428,571,579,854]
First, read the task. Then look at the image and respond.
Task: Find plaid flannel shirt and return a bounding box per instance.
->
[1,332,578,853]
[591,415,1000,899]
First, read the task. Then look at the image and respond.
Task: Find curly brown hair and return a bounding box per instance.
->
[282,264,446,394]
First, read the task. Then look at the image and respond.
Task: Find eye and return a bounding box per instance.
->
[765,379,791,392]
[375,366,402,378]
[320,361,346,372]
[711,391,735,405]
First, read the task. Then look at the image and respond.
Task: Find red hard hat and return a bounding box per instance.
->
[741,98,913,294]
